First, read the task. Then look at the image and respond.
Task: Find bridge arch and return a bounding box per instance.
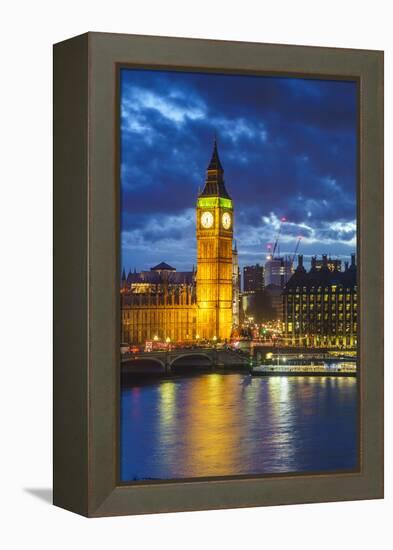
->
[122,356,166,374]
[169,352,214,370]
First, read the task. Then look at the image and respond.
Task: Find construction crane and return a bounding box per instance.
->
[291,236,302,267]
[271,217,286,259]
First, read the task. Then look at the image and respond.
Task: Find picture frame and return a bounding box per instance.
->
[53,32,383,517]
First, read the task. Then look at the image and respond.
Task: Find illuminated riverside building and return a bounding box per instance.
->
[282,254,357,348]
[121,141,235,345]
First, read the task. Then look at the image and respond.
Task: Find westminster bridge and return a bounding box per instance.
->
[121,347,250,375]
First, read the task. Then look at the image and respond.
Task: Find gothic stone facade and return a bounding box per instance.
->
[121,265,196,344]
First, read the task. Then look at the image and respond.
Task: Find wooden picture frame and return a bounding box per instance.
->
[53,32,383,517]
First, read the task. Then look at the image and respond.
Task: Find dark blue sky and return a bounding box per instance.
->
[120,68,357,272]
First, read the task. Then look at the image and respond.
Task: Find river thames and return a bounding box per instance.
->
[120,373,358,482]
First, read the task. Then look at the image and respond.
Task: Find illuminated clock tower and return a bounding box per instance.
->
[196,140,233,341]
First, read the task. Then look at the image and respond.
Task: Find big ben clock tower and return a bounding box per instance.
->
[196,140,233,341]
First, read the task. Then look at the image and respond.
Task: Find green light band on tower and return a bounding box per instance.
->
[197,197,233,209]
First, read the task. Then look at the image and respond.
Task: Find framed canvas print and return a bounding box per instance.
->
[53,32,383,517]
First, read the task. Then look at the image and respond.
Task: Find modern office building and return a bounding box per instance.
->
[243,264,264,292]
[264,256,292,288]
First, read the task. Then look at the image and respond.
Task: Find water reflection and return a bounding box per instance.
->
[120,374,358,481]
[159,381,176,427]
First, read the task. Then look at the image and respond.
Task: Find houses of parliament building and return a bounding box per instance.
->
[121,142,240,345]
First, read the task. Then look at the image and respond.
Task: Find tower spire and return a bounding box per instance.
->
[207,137,223,172]
[199,138,231,199]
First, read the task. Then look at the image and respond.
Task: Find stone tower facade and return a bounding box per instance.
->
[196,141,233,340]
[232,242,240,327]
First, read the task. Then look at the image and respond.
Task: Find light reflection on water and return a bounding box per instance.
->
[120,373,358,481]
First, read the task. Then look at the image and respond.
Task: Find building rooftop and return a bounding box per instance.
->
[150,262,176,271]
[283,254,357,292]
[126,269,194,285]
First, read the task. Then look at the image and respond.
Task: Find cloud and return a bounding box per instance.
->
[212,116,268,144]
[122,86,206,128]
[121,209,197,271]
[119,68,357,271]
[236,212,355,250]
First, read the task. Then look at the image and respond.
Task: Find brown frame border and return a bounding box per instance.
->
[53,32,383,517]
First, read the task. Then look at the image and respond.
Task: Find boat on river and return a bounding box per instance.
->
[251,362,356,377]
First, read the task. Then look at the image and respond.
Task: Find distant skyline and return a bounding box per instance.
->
[120,68,357,272]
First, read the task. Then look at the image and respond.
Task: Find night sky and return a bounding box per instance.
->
[120,68,357,273]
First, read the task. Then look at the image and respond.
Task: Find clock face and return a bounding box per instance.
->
[222,212,231,230]
[201,211,214,228]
